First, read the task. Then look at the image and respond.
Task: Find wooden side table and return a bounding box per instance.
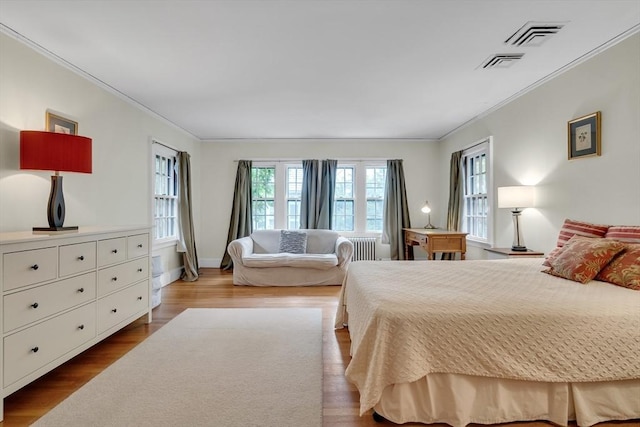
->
[485,247,544,259]
[403,228,468,260]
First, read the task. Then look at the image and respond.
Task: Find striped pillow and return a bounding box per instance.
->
[605,226,640,243]
[556,219,609,247]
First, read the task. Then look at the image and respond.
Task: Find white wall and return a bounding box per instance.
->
[199,139,440,266]
[438,33,640,258]
[0,33,201,277]
[4,29,637,269]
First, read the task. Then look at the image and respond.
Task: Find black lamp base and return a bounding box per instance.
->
[33,226,78,234]
[511,245,528,252]
[32,175,79,234]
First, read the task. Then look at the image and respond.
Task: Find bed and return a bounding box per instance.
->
[335,257,640,426]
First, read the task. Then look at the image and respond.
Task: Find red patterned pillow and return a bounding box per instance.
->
[544,235,625,284]
[543,246,563,267]
[556,219,609,247]
[596,244,640,290]
[605,226,640,243]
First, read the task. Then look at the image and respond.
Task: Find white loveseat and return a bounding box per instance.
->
[227,229,354,286]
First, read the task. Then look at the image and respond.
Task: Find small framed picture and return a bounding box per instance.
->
[567,111,601,160]
[46,112,78,135]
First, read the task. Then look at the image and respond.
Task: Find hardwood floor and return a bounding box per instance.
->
[2,268,638,426]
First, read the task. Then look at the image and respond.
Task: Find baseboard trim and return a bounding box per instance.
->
[156,267,184,288]
[200,258,222,268]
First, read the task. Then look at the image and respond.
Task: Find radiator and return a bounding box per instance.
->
[348,237,377,261]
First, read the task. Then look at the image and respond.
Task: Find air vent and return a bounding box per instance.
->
[505,22,566,47]
[480,53,524,69]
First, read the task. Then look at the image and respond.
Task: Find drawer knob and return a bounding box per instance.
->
[31,302,39,309]
[78,287,85,293]
[112,249,118,254]
[78,324,85,330]
[137,268,143,273]
[78,255,85,261]
[137,296,143,300]
[31,264,39,270]
[112,277,118,282]
[137,244,143,248]
[112,308,117,313]
[31,346,39,353]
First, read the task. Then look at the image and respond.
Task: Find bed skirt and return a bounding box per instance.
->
[374,373,640,427]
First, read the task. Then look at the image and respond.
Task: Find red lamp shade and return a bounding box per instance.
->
[20,131,92,173]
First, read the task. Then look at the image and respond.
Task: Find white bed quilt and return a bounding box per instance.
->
[336,258,640,415]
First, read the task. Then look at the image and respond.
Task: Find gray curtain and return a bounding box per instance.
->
[176,152,199,281]
[317,159,337,229]
[300,159,320,229]
[221,160,252,270]
[442,150,463,260]
[446,150,464,231]
[382,159,411,260]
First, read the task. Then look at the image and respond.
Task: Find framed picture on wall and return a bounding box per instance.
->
[567,111,601,160]
[46,112,78,135]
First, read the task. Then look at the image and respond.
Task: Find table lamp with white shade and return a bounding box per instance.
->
[497,186,535,251]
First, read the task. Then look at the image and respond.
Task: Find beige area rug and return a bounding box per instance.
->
[33,308,323,427]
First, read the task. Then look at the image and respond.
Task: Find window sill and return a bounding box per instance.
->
[465,238,492,249]
[153,239,178,251]
[338,231,382,238]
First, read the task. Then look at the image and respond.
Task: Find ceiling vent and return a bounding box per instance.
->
[480,53,524,69]
[505,22,566,47]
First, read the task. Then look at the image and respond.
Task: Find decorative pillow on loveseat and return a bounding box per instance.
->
[595,243,640,290]
[278,230,308,254]
[543,235,625,284]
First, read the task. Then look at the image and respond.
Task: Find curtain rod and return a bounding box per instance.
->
[461,136,491,152]
[233,158,389,163]
[152,139,179,152]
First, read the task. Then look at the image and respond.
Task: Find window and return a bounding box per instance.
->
[286,166,303,229]
[153,144,178,243]
[333,166,355,231]
[365,166,386,232]
[462,139,491,243]
[251,167,276,230]
[250,162,386,234]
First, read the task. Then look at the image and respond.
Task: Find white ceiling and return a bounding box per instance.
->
[1,0,639,140]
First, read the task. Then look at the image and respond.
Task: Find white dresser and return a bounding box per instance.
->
[0,226,152,421]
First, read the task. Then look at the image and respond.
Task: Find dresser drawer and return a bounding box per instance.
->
[97,258,148,296]
[4,272,96,333]
[4,302,96,387]
[97,281,148,334]
[97,237,126,267]
[127,233,149,259]
[59,242,97,277]
[3,247,57,291]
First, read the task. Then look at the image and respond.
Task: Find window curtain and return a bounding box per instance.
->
[300,159,320,229]
[317,159,337,229]
[442,150,463,260]
[176,152,199,281]
[382,159,411,260]
[220,160,252,270]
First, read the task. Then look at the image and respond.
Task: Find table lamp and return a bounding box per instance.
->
[20,131,92,232]
[421,200,436,229]
[497,185,534,251]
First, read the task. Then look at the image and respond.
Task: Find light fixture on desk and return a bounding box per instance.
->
[20,131,92,232]
[497,185,535,251]
[421,200,436,229]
